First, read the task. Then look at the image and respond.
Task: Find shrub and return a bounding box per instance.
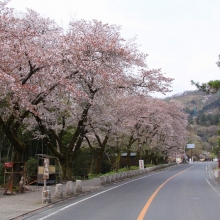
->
[26,157,38,176]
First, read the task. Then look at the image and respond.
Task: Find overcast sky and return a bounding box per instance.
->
[7,0,220,97]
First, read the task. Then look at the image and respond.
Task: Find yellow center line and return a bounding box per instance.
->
[137,165,196,220]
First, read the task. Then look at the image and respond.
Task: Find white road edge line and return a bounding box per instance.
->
[206,178,220,196]
[37,169,171,220]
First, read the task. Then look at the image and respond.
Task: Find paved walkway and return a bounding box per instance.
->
[0,178,101,220]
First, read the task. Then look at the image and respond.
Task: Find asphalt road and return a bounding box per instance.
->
[20,162,220,220]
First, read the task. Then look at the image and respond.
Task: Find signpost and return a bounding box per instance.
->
[187,144,195,162]
[43,158,49,184]
[139,160,144,170]
[43,158,50,183]
[42,158,49,203]
[187,144,195,149]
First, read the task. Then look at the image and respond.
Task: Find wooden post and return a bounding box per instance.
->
[4,174,14,195]
[42,158,49,203]
[44,179,46,191]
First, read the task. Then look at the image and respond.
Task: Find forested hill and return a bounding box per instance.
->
[165,90,220,126]
[165,90,220,157]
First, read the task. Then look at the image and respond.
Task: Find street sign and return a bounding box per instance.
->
[4,162,13,168]
[139,160,144,170]
[176,157,182,163]
[43,158,49,179]
[187,144,195,149]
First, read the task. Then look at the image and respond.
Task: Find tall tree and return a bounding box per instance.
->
[0,3,174,179]
[191,80,220,94]
[191,56,220,93]
[31,19,174,178]
[0,3,79,163]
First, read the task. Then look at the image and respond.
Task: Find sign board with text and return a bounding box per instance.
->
[187,144,195,149]
[4,162,13,168]
[43,158,49,179]
[139,160,144,170]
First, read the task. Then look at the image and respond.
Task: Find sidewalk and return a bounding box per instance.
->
[0,178,101,220]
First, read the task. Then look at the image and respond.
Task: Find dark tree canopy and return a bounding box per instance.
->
[191,80,220,94]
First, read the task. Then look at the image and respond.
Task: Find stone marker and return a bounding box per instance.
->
[46,186,51,203]
[55,183,63,199]
[111,174,116,182]
[127,171,131,178]
[100,176,106,185]
[42,186,51,203]
[115,173,119,181]
[66,181,74,196]
[106,175,111,184]
[75,180,82,193]
[123,172,127,179]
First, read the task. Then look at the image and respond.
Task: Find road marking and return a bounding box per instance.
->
[206,178,220,196]
[137,165,196,220]
[36,168,174,220]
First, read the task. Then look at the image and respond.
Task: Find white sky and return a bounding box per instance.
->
[7,0,220,97]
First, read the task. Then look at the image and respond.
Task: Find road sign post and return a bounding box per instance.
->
[43,158,49,188]
[187,144,195,162]
[42,158,49,203]
[139,160,144,170]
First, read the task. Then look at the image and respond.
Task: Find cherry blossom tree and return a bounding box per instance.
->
[30,19,174,178]
[82,92,188,172]
[143,100,188,163]
[0,2,80,163]
[0,2,175,179]
[112,96,189,167]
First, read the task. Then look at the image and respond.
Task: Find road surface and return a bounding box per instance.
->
[20,162,220,220]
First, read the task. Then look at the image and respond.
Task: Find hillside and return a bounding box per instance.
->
[165,90,220,159]
[166,90,220,114]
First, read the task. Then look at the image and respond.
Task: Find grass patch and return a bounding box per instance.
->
[88,165,156,179]
[88,166,140,178]
[145,164,155,167]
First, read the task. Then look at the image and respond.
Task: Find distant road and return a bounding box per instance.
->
[22,162,220,220]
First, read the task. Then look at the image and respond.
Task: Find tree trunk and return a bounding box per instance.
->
[126,148,131,169]
[59,158,73,180]
[85,133,109,175]
[125,135,136,169]
[115,150,120,172]
[89,157,94,174]
[145,150,149,165]
[12,148,24,162]
[94,153,102,174]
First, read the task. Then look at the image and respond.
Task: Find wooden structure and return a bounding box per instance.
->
[36,154,59,185]
[3,174,14,195]
[4,162,26,195]
[120,152,137,167]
